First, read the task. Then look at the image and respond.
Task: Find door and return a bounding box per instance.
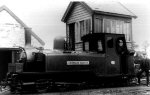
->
[69,23,75,50]
[0,51,11,81]
[105,35,120,75]
[116,37,128,74]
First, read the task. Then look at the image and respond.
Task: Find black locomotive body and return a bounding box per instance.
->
[7,33,135,92]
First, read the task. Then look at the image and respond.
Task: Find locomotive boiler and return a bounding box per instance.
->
[7,33,135,92]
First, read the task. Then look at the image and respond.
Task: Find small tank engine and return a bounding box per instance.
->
[7,33,135,93]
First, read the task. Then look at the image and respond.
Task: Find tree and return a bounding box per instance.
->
[134,51,144,64]
[132,42,139,50]
[142,41,150,57]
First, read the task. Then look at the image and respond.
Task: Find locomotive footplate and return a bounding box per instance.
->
[14,71,94,82]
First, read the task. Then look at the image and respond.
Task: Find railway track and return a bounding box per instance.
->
[1,84,150,95]
[0,77,149,95]
[0,81,136,94]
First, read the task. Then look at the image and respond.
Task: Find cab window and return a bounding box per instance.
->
[84,42,89,51]
[98,40,103,51]
[107,37,113,48]
[118,39,124,47]
[83,39,104,53]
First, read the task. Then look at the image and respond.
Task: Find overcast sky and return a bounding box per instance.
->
[0,0,150,55]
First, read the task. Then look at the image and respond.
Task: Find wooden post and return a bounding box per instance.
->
[11,51,15,64]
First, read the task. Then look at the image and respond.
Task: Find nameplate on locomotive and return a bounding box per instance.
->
[67,61,89,65]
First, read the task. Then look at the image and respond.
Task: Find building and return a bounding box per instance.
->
[62,1,137,51]
[0,5,45,80]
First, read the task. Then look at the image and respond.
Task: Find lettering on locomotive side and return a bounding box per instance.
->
[67,61,89,65]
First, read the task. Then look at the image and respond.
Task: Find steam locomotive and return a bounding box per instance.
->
[7,33,135,92]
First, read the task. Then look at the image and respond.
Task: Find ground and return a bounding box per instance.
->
[1,85,150,95]
[1,78,150,95]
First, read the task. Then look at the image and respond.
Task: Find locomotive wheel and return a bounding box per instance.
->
[0,79,8,91]
[46,80,57,91]
[10,78,23,93]
[35,79,50,93]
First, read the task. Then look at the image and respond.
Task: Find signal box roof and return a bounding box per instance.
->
[62,1,137,22]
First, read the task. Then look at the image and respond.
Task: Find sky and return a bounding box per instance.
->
[0,0,150,55]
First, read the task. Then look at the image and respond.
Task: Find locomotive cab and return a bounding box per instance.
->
[81,33,134,76]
